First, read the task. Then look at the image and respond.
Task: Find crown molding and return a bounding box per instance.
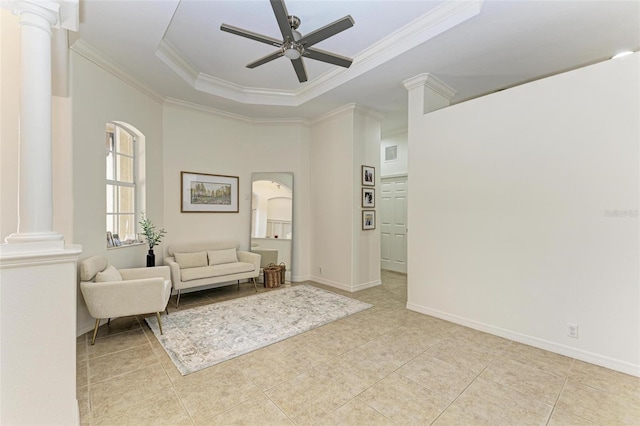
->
[164,97,310,127]
[155,39,198,86]
[156,0,483,107]
[196,73,297,106]
[381,127,408,139]
[312,103,383,125]
[71,39,164,103]
[164,97,254,123]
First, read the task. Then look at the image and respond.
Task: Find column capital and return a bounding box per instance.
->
[10,0,78,32]
[402,73,457,101]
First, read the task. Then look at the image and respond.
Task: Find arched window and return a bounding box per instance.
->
[106,123,137,246]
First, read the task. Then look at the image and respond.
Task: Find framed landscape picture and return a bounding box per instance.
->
[362,165,375,186]
[362,210,376,230]
[362,187,375,208]
[181,171,239,213]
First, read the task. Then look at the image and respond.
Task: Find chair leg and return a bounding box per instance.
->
[156,312,164,335]
[107,318,111,326]
[175,290,181,309]
[252,277,258,292]
[91,318,100,345]
[237,279,240,291]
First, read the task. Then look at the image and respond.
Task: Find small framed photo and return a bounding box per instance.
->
[362,165,375,186]
[181,171,239,213]
[362,210,376,230]
[362,187,375,208]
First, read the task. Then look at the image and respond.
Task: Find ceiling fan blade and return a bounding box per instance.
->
[291,57,307,83]
[304,47,353,68]
[270,0,294,41]
[220,24,282,47]
[298,16,354,48]
[247,50,284,68]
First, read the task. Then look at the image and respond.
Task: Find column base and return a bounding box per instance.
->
[1,233,66,255]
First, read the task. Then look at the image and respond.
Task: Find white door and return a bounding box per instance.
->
[380,176,407,273]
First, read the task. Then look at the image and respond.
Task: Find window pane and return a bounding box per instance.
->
[106,214,115,233]
[117,128,133,156]
[106,151,114,180]
[118,214,135,241]
[106,184,115,213]
[106,130,114,153]
[119,186,134,214]
[117,155,133,183]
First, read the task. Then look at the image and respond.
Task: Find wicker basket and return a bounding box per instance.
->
[263,263,281,288]
[278,262,286,285]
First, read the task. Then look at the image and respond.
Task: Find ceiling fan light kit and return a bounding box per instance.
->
[220,0,355,83]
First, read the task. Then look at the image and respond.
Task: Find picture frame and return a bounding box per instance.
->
[362,165,375,186]
[362,187,375,208]
[181,171,239,213]
[362,210,376,230]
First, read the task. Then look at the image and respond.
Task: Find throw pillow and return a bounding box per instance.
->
[174,251,208,269]
[208,248,238,266]
[95,265,123,282]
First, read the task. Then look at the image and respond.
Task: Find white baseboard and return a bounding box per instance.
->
[407,302,640,378]
[309,276,381,292]
[292,274,310,282]
[353,279,382,291]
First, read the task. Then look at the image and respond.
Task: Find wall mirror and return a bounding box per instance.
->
[250,172,293,282]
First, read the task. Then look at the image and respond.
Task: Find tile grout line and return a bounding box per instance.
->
[426,339,516,425]
[139,314,197,425]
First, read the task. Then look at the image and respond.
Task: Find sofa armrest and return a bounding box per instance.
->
[80,278,169,319]
[164,257,182,289]
[237,251,260,272]
[120,265,170,281]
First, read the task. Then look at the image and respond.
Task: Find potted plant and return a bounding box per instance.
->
[139,213,167,267]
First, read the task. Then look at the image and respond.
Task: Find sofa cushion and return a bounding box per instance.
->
[208,248,238,266]
[95,265,123,282]
[174,251,208,269]
[180,262,255,282]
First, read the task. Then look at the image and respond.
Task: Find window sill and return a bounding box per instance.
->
[107,242,146,250]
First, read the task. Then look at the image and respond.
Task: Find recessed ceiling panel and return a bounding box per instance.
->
[164,0,445,89]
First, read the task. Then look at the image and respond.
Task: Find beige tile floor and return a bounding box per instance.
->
[77,271,640,425]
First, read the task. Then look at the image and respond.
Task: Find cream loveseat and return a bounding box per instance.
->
[165,241,260,307]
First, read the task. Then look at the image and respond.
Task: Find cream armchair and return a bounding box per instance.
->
[79,256,171,345]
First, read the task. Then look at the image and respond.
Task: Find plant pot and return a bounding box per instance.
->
[147,249,155,267]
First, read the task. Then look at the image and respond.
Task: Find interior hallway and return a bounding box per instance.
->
[77,271,640,425]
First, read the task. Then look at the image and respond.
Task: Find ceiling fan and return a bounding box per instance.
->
[220,0,355,83]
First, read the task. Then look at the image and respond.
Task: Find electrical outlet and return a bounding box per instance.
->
[567,323,579,338]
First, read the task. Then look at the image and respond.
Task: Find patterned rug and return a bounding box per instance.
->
[145,284,372,375]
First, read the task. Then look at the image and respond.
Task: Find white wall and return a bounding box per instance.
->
[310,105,382,291]
[352,110,382,289]
[71,51,165,334]
[407,54,640,376]
[162,104,311,281]
[310,109,356,288]
[380,130,408,177]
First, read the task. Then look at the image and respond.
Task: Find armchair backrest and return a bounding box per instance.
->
[79,256,109,281]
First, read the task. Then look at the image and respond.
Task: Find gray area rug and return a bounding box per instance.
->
[145,284,372,375]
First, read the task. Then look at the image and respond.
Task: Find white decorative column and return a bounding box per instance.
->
[403,73,457,117]
[4,0,77,248]
[0,2,81,425]
[402,73,456,170]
